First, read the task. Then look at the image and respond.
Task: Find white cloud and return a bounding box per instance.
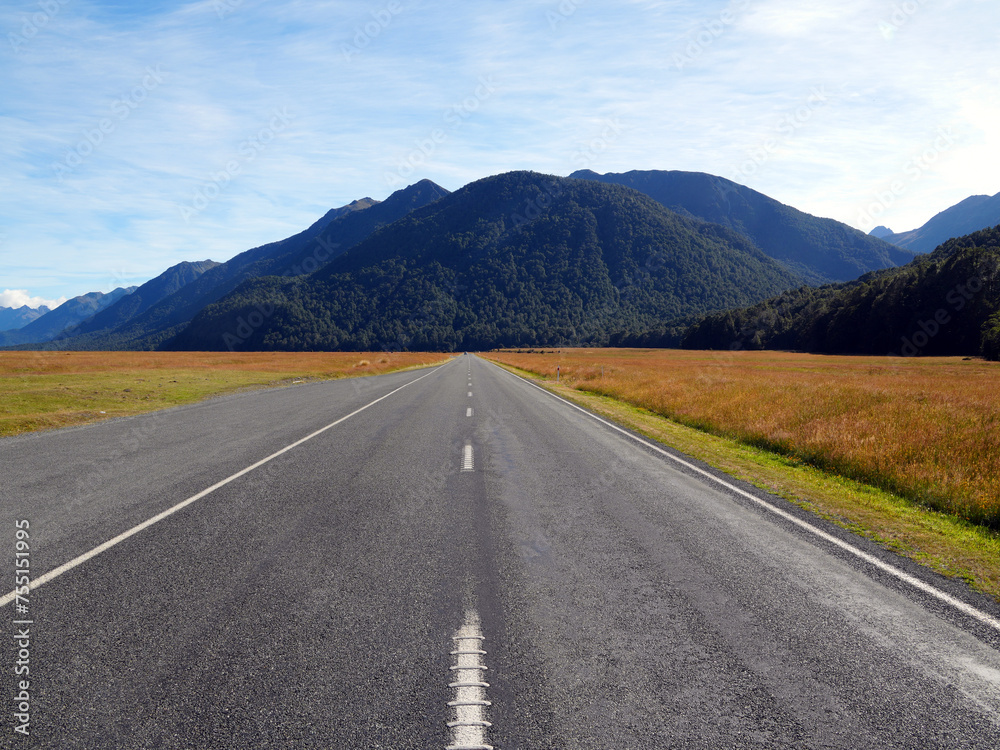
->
[742,0,864,37]
[0,289,67,310]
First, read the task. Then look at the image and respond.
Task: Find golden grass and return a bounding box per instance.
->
[0,351,451,437]
[485,349,1000,530]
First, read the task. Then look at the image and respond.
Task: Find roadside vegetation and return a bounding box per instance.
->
[0,351,451,437]
[486,349,1000,528]
[484,348,1000,599]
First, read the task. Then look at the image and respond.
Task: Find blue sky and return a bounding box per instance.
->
[2,0,998,307]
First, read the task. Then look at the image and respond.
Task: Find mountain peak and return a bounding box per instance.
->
[0,304,50,332]
[0,287,136,346]
[168,170,802,352]
[876,190,1000,253]
[570,168,913,283]
[344,198,378,211]
[378,179,450,211]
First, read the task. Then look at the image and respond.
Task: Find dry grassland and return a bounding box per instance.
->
[0,350,451,437]
[486,349,1000,530]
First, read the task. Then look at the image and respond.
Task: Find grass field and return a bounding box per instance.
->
[0,351,451,437]
[485,349,1000,531]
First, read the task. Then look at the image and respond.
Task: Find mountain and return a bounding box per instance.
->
[0,305,50,331]
[0,287,136,346]
[167,171,805,352]
[869,226,894,239]
[56,260,220,340]
[874,191,1000,254]
[55,180,450,350]
[570,169,915,284]
[681,225,1000,360]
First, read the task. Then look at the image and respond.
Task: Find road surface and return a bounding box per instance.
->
[2,355,999,748]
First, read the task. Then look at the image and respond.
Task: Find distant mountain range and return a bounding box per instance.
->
[870,191,1000,254]
[53,180,450,350]
[0,287,137,347]
[11,168,989,356]
[571,169,914,284]
[62,260,220,341]
[169,172,805,351]
[682,225,1000,360]
[0,305,50,330]
[0,259,226,348]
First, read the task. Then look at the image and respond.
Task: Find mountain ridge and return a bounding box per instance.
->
[874,191,1000,254]
[570,169,914,284]
[166,171,805,352]
[0,305,50,331]
[62,260,220,340]
[0,288,136,346]
[48,180,450,350]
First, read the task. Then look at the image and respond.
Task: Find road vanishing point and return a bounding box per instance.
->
[2,355,999,748]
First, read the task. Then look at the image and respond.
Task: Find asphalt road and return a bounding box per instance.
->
[2,355,999,749]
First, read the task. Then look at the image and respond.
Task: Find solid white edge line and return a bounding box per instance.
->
[0,363,449,609]
[483,358,1000,635]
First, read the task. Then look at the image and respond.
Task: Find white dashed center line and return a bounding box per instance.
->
[466,407,473,417]
[446,609,492,750]
[461,444,474,472]
[468,391,473,398]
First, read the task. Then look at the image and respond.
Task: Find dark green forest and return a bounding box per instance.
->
[167,172,804,351]
[681,226,1000,360]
